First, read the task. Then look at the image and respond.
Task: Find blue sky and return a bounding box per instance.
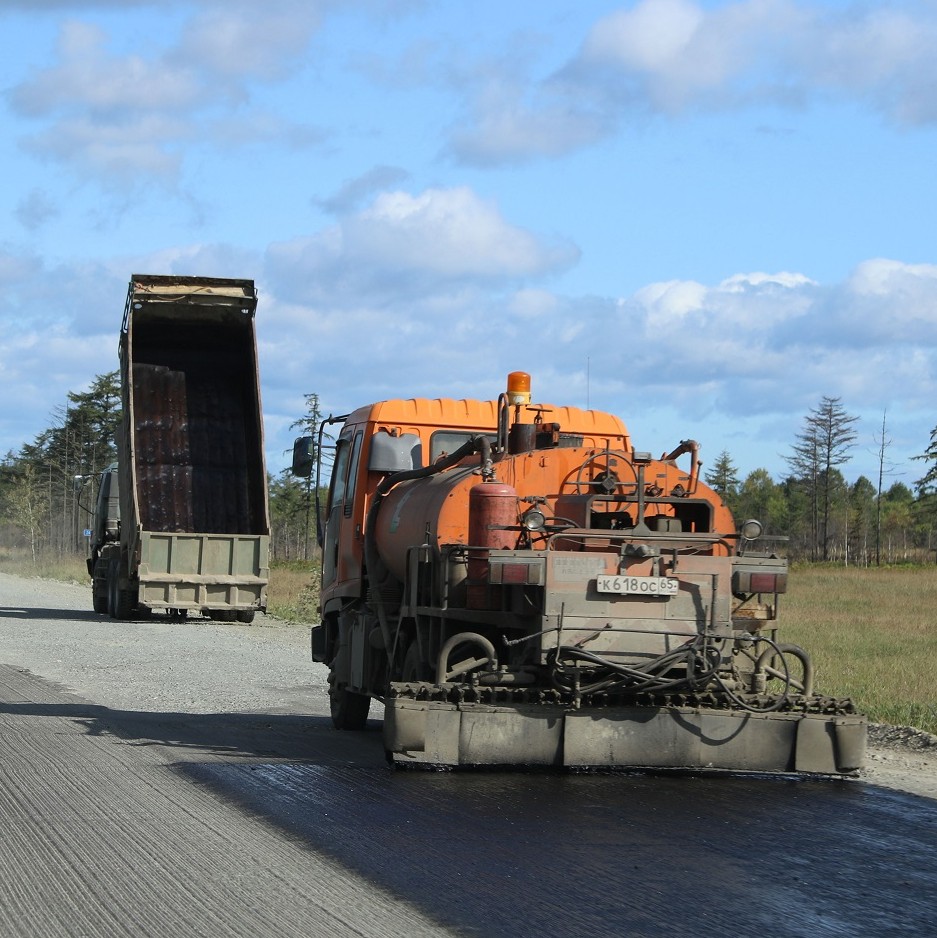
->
[1,0,935,490]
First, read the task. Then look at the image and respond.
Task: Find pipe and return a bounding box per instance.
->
[661,439,701,495]
[754,642,814,697]
[436,632,498,683]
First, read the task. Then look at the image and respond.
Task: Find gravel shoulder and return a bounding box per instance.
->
[862,723,937,800]
[2,570,936,799]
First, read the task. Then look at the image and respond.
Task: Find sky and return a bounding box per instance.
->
[1,0,936,491]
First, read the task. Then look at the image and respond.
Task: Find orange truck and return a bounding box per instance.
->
[293,372,866,772]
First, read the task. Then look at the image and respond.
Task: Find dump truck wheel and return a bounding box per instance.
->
[107,559,135,620]
[92,559,109,614]
[329,684,371,730]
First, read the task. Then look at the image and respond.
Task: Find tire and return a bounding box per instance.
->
[113,583,135,620]
[107,560,118,619]
[236,611,255,624]
[107,559,135,620]
[92,559,109,614]
[329,680,371,730]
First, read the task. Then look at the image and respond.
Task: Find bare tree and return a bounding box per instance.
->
[872,410,901,566]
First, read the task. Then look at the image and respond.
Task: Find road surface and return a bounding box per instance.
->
[2,571,936,938]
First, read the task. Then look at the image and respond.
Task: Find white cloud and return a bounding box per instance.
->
[583,0,706,76]
[448,76,608,165]
[846,258,937,298]
[266,186,580,302]
[10,21,204,117]
[22,115,189,180]
[450,0,937,164]
[7,4,333,185]
[172,3,326,82]
[1,245,935,486]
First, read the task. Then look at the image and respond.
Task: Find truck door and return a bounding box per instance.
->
[322,430,363,594]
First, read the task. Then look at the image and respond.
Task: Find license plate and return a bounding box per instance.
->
[595,575,679,596]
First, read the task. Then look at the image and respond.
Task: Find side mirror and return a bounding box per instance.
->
[291,436,314,478]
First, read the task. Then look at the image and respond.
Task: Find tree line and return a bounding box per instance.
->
[1,375,935,566]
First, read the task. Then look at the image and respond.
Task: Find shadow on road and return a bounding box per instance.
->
[0,662,384,766]
[0,605,106,622]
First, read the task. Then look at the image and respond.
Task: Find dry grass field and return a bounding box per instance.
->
[2,551,934,734]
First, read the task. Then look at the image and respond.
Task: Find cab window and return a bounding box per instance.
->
[328,439,351,512]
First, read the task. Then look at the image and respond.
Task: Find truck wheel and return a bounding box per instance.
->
[113,586,135,620]
[108,559,135,620]
[329,683,371,730]
[107,561,118,618]
[92,559,109,614]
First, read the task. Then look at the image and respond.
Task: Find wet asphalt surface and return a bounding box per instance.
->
[185,747,937,938]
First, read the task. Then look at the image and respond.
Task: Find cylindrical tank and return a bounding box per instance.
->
[372,466,476,583]
[468,480,518,551]
[467,479,518,609]
[371,469,519,586]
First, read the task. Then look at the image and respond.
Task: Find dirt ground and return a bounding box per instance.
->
[863,724,937,800]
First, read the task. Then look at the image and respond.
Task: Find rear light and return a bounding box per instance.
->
[488,559,544,585]
[732,569,788,594]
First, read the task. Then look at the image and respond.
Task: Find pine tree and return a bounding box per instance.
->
[704,450,740,513]
[786,397,858,561]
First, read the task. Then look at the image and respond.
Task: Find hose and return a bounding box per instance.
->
[548,634,723,697]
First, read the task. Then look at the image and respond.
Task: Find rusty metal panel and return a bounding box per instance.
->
[129,318,267,536]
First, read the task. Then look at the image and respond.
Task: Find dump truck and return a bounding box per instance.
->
[86,274,270,622]
[293,371,866,772]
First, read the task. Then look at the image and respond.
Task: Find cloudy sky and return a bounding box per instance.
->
[1,0,935,489]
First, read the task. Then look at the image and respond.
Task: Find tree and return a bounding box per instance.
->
[872,410,899,565]
[704,450,740,514]
[269,470,316,561]
[288,393,334,560]
[914,425,937,509]
[847,476,876,566]
[786,397,858,561]
[913,424,937,552]
[880,482,915,563]
[736,469,789,538]
[2,462,48,561]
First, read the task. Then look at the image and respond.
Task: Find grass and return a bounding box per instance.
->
[1,549,934,733]
[264,558,321,623]
[781,564,937,734]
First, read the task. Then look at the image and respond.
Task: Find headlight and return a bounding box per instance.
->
[522,508,546,532]
[740,519,763,540]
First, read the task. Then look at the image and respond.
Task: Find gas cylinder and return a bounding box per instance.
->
[467,479,518,608]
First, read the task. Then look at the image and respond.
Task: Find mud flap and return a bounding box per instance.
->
[794,715,867,774]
